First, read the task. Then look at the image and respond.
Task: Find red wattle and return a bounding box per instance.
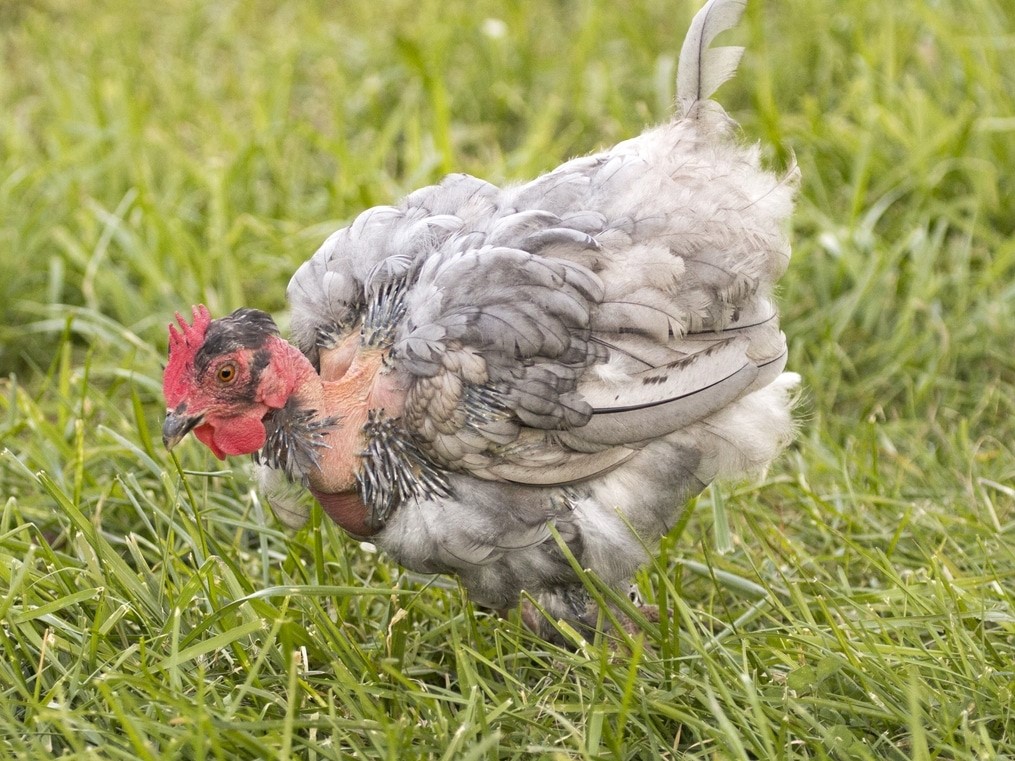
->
[194,417,267,459]
[194,424,226,460]
[214,416,268,456]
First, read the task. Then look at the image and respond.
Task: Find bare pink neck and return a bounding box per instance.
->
[263,336,324,409]
[261,335,409,538]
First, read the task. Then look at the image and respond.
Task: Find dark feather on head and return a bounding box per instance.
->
[193,309,280,374]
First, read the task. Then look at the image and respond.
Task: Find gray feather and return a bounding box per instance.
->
[572,365,759,446]
[578,337,751,411]
[677,0,747,115]
[484,447,637,485]
[262,0,799,638]
[252,462,310,529]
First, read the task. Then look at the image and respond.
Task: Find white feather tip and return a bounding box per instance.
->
[676,0,747,116]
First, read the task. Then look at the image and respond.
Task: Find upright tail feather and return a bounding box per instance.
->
[676,0,747,117]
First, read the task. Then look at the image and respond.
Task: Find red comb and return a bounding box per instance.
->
[168,304,212,356]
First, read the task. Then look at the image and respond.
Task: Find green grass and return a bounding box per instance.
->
[2,0,1015,757]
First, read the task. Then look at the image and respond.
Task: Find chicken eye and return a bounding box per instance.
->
[217,364,237,384]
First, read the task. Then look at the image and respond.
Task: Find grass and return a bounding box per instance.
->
[2,0,1015,757]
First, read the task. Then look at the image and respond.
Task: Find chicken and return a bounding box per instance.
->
[162,0,799,640]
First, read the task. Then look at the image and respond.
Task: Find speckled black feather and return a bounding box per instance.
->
[356,410,451,527]
[255,399,340,484]
[194,309,280,375]
[361,275,410,349]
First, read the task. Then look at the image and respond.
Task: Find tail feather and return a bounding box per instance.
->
[676,0,747,116]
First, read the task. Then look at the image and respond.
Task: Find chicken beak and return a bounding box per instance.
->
[162,410,202,450]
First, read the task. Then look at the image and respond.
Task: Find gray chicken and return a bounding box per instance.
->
[162,0,799,640]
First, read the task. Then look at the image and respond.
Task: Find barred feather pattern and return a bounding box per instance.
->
[255,401,340,484]
[362,265,412,349]
[356,410,451,528]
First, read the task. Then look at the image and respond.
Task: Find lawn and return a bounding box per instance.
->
[2,0,1015,757]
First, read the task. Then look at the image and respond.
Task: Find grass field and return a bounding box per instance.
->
[3,0,1015,757]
